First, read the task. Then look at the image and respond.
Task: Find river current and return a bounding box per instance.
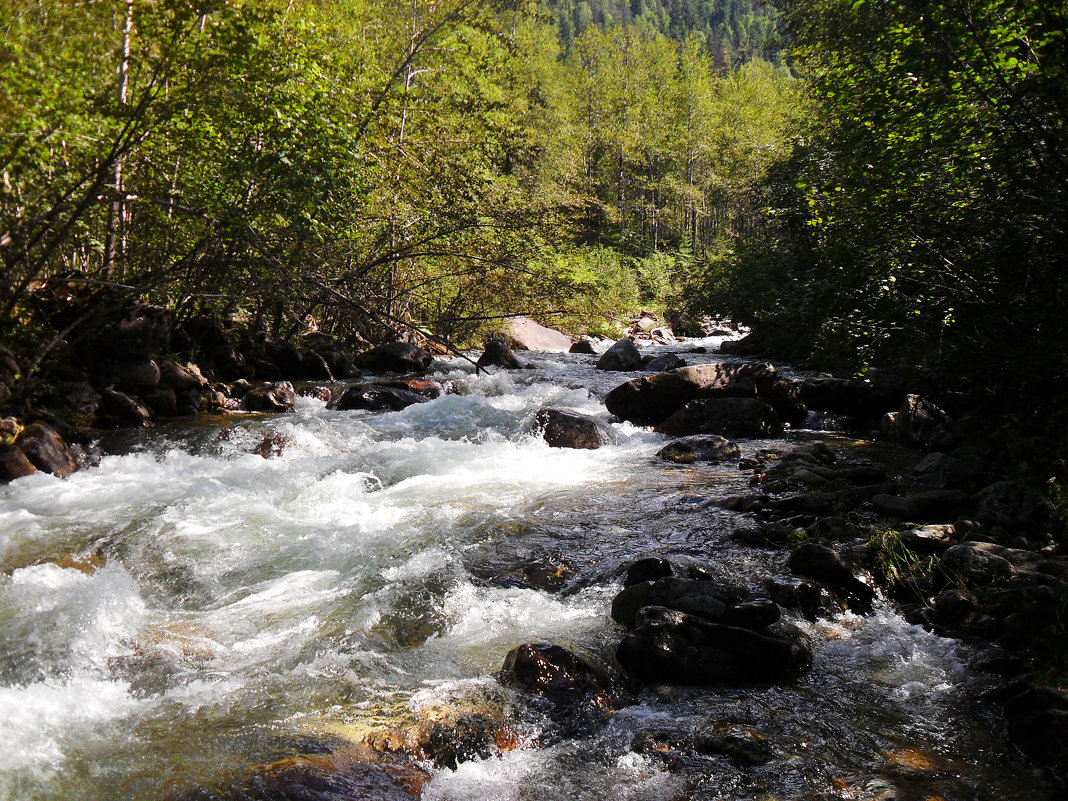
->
[0,341,1055,800]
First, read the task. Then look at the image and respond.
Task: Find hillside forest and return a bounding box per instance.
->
[1,0,1065,395]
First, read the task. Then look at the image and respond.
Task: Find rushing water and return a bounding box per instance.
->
[0,343,1055,801]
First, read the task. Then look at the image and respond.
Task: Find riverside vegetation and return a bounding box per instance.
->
[2,0,1067,797]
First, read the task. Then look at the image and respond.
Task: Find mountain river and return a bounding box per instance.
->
[0,340,1056,800]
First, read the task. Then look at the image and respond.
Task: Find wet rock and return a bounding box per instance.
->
[252,431,290,459]
[242,381,297,413]
[617,606,812,684]
[940,541,1015,587]
[657,435,741,464]
[177,387,208,415]
[96,387,152,427]
[871,493,922,521]
[142,385,178,417]
[107,358,160,390]
[569,339,598,355]
[503,316,573,352]
[881,394,955,449]
[477,339,523,370]
[329,384,430,413]
[695,725,776,767]
[371,378,444,399]
[899,524,956,555]
[644,353,686,372]
[415,714,519,770]
[654,398,784,439]
[158,359,209,392]
[612,577,780,631]
[975,481,1057,535]
[0,444,37,482]
[15,423,77,477]
[596,338,643,371]
[532,407,613,449]
[624,558,674,587]
[787,541,875,613]
[302,332,358,379]
[764,577,839,621]
[499,643,617,717]
[929,588,980,624]
[166,747,427,801]
[605,362,805,427]
[354,342,434,374]
[999,684,1068,780]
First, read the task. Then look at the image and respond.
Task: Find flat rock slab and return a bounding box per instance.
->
[504,316,572,352]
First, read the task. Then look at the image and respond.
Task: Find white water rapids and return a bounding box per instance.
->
[0,343,1053,800]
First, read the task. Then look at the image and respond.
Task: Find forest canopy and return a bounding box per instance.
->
[1,0,1064,391]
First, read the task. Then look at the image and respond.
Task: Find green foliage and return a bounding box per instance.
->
[710,0,1068,377]
[541,0,782,66]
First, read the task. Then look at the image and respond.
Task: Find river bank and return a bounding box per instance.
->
[1,311,1066,800]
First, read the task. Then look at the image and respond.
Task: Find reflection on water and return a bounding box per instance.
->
[0,344,1055,800]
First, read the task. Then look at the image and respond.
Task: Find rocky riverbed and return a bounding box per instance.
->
[1,308,1066,800]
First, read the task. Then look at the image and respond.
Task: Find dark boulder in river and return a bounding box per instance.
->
[612,577,781,631]
[499,643,618,721]
[15,422,77,477]
[477,338,523,370]
[595,338,642,371]
[0,443,37,482]
[329,384,430,413]
[787,540,876,613]
[654,398,784,439]
[354,341,434,374]
[605,362,805,427]
[657,434,741,464]
[532,407,613,449]
[242,381,296,413]
[617,606,811,684]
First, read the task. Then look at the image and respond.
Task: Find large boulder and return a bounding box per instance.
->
[241,381,296,413]
[0,444,37,482]
[881,394,954,449]
[617,606,811,684]
[158,359,209,392]
[477,339,523,370]
[107,358,160,390]
[611,577,780,631]
[15,423,77,477]
[657,435,741,464]
[499,643,617,720]
[329,384,430,412]
[354,341,434,374]
[787,540,876,612]
[95,387,152,427]
[644,353,686,372]
[596,338,643,371]
[503,316,573,352]
[605,362,806,427]
[940,541,1017,588]
[532,408,613,449]
[654,398,784,439]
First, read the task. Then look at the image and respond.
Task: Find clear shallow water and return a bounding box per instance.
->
[0,343,1054,800]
